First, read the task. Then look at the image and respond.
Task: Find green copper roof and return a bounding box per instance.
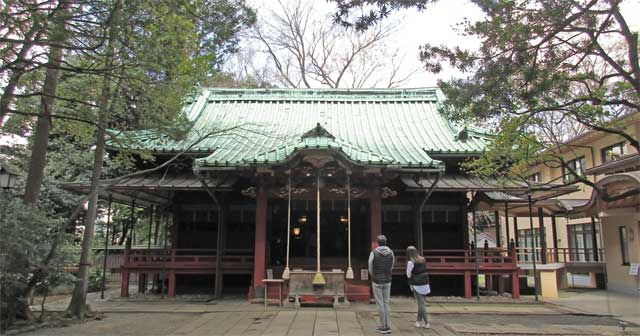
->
[111,88,492,170]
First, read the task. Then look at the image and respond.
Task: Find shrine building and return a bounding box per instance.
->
[65,88,574,303]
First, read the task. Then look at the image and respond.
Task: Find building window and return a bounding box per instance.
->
[517,228,542,261]
[528,173,541,183]
[564,156,586,182]
[567,223,601,262]
[601,142,625,163]
[619,226,630,265]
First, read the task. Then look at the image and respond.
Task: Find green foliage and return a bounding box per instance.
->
[435,1,639,180]
[1,0,256,324]
[88,269,106,293]
[332,0,639,181]
[0,192,77,325]
[462,115,546,184]
[331,0,436,31]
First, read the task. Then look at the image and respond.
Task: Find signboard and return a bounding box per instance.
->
[630,263,639,276]
[361,269,368,281]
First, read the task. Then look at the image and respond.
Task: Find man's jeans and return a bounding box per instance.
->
[372,282,391,329]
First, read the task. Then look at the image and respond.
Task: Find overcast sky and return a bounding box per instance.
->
[247,0,640,88]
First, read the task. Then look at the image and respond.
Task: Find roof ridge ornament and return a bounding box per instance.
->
[301,122,335,140]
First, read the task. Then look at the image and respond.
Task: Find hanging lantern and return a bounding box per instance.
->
[339,215,348,224]
[298,215,307,224]
[293,227,301,236]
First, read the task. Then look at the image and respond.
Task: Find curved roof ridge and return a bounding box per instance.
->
[235,127,399,167]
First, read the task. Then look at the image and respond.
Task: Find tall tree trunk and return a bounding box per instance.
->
[66,0,120,319]
[23,19,67,204]
[16,2,70,321]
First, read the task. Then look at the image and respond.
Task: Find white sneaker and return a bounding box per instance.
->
[423,323,431,329]
[414,321,424,328]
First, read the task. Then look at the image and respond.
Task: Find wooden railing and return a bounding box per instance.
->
[122,249,254,270]
[393,248,518,272]
[516,247,605,264]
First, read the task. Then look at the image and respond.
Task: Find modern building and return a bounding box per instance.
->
[484,113,639,297]
[65,88,574,302]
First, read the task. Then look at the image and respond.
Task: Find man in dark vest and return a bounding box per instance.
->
[368,235,395,334]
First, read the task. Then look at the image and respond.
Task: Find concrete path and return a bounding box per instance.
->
[19,288,640,336]
[548,289,640,325]
[21,309,636,336]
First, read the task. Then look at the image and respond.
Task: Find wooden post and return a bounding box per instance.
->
[464,271,472,299]
[528,195,539,302]
[538,207,547,264]
[148,206,154,249]
[551,215,559,262]
[498,275,505,294]
[168,270,176,298]
[511,271,520,299]
[215,203,227,298]
[494,210,501,248]
[472,209,480,300]
[513,217,519,247]
[253,185,268,297]
[461,202,469,249]
[120,270,129,297]
[590,217,599,262]
[414,199,423,254]
[504,203,510,247]
[370,187,382,249]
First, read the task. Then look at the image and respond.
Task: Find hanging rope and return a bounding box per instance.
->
[346,173,354,279]
[312,170,326,285]
[282,173,292,279]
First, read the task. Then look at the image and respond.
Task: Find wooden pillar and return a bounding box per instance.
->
[168,270,176,298]
[464,271,472,299]
[253,185,268,297]
[370,187,382,249]
[172,205,179,248]
[538,208,547,263]
[590,217,599,262]
[414,198,424,254]
[511,271,520,299]
[494,210,501,247]
[120,270,130,297]
[215,203,227,298]
[498,275,505,294]
[551,215,559,262]
[461,202,469,249]
[505,204,511,246]
[513,217,519,247]
[148,206,154,249]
